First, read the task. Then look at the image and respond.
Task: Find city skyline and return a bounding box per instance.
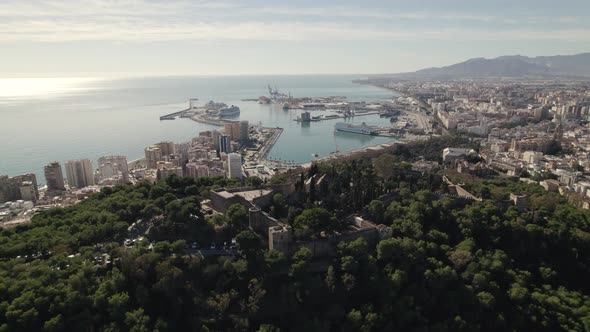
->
[2,0,590,77]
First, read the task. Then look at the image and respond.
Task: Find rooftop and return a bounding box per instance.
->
[216,188,272,202]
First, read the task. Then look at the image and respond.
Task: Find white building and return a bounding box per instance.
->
[65,159,95,188]
[186,162,209,178]
[157,167,183,181]
[209,168,227,178]
[442,148,475,164]
[522,151,543,165]
[144,146,162,169]
[574,181,590,197]
[227,153,243,179]
[19,181,36,202]
[98,155,128,182]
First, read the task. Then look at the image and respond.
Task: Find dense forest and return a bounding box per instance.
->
[1,147,590,331]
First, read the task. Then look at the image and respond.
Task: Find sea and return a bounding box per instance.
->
[0,75,399,184]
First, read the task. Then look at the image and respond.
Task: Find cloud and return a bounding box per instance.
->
[0,0,588,43]
[2,19,590,43]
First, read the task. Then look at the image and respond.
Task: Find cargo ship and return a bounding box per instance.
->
[334,122,376,135]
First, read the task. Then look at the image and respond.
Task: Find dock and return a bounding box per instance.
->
[160,108,190,121]
[190,115,225,126]
[292,110,382,122]
[258,127,283,160]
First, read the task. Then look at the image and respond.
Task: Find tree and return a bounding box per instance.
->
[43,314,64,332]
[293,208,337,236]
[265,249,288,272]
[125,308,150,332]
[154,241,171,255]
[272,193,287,218]
[258,324,281,332]
[270,174,288,185]
[289,247,312,277]
[108,292,129,322]
[246,176,263,187]
[373,154,396,180]
[236,231,263,258]
[227,204,249,231]
[171,239,186,254]
[207,214,227,227]
[369,200,385,223]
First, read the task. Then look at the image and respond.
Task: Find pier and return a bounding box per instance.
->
[258,127,283,160]
[293,110,382,122]
[160,108,190,121]
[190,115,226,126]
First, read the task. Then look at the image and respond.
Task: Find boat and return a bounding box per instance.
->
[205,100,227,110]
[283,103,290,110]
[334,122,376,135]
[218,105,240,117]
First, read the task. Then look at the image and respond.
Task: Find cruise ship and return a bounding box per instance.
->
[334,122,376,135]
[218,105,240,117]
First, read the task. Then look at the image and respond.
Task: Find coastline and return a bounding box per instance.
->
[259,127,283,160]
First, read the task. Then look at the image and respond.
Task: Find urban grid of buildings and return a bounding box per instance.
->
[0,119,270,223]
[4,79,590,229]
[382,79,590,206]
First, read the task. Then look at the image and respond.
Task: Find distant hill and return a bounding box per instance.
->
[382,53,590,79]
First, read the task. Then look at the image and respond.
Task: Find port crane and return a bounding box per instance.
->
[267,84,288,101]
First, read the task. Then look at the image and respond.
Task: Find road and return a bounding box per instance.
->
[405,109,432,132]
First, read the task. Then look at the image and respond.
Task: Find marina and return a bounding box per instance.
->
[1,75,404,181]
[155,85,432,168]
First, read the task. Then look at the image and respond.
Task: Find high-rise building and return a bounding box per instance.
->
[175,141,191,164]
[144,145,162,169]
[98,155,128,182]
[212,130,221,150]
[186,162,209,178]
[223,121,241,141]
[224,123,234,140]
[44,162,65,192]
[144,142,175,169]
[156,141,175,156]
[65,159,95,188]
[19,181,36,202]
[209,168,226,178]
[0,173,38,203]
[0,176,14,203]
[156,167,183,181]
[219,135,232,153]
[156,161,175,170]
[188,147,209,161]
[239,121,249,141]
[227,153,242,179]
[162,154,183,168]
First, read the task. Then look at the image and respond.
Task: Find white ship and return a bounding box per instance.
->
[334,122,376,135]
[205,100,227,110]
[218,105,240,117]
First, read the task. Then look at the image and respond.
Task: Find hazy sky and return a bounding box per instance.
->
[2,0,590,77]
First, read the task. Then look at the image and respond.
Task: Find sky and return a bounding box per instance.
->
[1,0,590,77]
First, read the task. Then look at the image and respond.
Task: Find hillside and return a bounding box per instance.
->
[381,52,590,79]
[1,140,590,331]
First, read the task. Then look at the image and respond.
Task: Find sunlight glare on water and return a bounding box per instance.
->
[0,77,100,99]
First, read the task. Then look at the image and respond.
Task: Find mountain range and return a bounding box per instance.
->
[382,53,590,79]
